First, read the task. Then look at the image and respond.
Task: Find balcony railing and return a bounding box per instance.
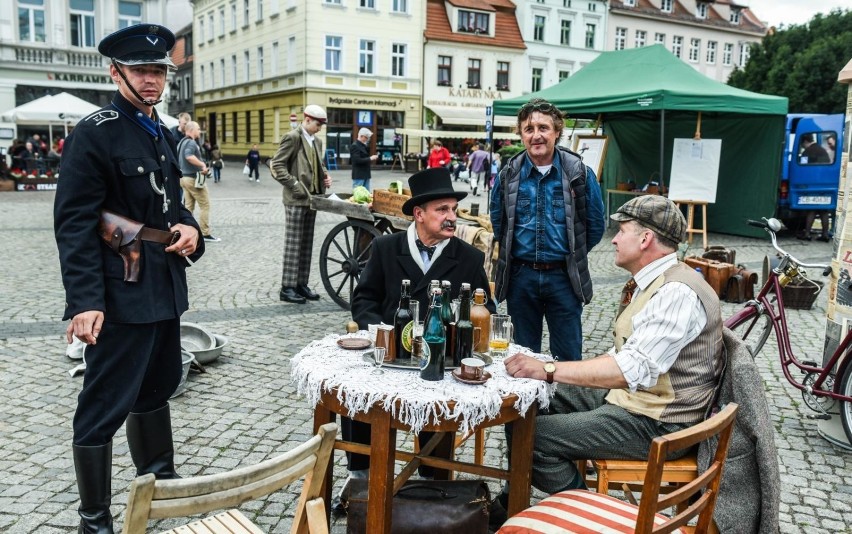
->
[11,44,104,69]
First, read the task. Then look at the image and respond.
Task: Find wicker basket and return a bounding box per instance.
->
[781,279,823,310]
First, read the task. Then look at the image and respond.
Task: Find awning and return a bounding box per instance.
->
[395,127,519,140]
[426,105,516,128]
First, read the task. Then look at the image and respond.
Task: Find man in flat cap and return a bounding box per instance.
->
[270,104,332,303]
[54,23,204,533]
[490,195,724,526]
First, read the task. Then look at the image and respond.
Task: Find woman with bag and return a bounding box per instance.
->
[178,122,220,242]
[209,144,223,183]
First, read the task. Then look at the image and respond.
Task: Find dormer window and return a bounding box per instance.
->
[660,0,672,12]
[730,9,740,23]
[623,0,635,5]
[696,2,707,18]
[458,10,489,34]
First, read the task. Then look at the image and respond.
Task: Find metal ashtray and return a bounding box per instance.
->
[191,334,228,364]
[180,322,215,352]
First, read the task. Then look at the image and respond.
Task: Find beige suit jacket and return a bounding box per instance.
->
[270,127,327,206]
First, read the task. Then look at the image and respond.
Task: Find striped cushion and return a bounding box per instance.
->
[497,490,683,534]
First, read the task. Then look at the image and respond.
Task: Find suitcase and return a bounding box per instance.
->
[684,256,735,298]
[702,245,736,265]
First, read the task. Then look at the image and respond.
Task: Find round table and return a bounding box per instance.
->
[291,333,555,534]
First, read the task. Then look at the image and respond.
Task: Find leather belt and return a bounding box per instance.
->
[514,259,564,271]
[138,226,178,245]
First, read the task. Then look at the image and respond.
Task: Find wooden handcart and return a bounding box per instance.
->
[310,193,412,310]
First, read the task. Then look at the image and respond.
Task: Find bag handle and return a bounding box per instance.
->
[396,484,457,501]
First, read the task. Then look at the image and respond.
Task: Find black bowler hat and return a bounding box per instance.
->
[98,24,176,69]
[402,167,468,216]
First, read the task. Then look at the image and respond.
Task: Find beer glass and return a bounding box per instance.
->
[489,314,513,359]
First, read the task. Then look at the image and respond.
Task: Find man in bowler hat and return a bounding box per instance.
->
[54,23,203,533]
[332,168,496,511]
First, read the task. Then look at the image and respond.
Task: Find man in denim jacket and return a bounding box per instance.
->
[490,98,604,362]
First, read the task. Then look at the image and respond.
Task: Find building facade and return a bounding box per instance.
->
[169,24,195,118]
[421,0,525,152]
[516,0,607,93]
[607,0,766,82]
[191,0,425,163]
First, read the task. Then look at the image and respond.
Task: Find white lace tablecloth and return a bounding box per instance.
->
[291,332,555,435]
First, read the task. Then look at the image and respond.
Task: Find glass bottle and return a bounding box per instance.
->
[470,288,491,354]
[420,287,446,381]
[393,279,413,360]
[454,283,474,366]
[441,280,455,362]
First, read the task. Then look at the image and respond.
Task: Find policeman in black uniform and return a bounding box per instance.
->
[54,24,204,533]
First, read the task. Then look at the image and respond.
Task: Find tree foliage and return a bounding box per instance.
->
[728,9,852,113]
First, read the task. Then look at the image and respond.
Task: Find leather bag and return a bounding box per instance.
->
[346,479,490,534]
[725,266,758,303]
[702,245,736,265]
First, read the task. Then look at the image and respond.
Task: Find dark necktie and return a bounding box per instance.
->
[617,278,637,317]
[416,239,436,260]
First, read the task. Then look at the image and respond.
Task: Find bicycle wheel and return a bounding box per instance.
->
[725,305,773,357]
[839,364,852,446]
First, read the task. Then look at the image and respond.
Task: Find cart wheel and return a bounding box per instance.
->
[320,220,382,310]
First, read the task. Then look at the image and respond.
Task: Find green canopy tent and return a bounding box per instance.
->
[493,45,789,237]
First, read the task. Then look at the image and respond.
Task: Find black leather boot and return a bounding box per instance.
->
[73,442,114,534]
[125,404,180,479]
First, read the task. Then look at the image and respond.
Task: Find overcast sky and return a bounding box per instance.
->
[746,0,852,28]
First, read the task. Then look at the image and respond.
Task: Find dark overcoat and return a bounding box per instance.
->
[351,231,495,327]
[349,140,372,181]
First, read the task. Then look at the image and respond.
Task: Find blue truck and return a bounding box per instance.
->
[777,113,845,232]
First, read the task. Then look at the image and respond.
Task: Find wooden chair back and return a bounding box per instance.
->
[635,403,738,534]
[122,422,337,534]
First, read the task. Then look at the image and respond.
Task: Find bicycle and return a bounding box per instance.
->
[723,217,852,444]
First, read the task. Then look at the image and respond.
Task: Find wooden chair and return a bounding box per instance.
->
[498,404,738,534]
[122,422,337,534]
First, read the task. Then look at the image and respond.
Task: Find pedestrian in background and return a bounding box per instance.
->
[171,112,190,143]
[270,104,332,304]
[245,143,261,182]
[467,142,489,196]
[53,23,204,533]
[427,139,450,169]
[209,144,223,183]
[490,98,605,362]
[350,127,377,191]
[179,121,219,242]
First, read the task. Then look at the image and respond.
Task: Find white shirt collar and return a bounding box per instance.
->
[633,252,678,291]
[407,224,450,274]
[301,127,315,144]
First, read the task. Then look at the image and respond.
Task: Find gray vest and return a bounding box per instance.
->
[493,146,592,304]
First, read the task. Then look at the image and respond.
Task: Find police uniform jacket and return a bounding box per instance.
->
[54,92,204,324]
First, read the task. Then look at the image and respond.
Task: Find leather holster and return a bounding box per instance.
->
[97,210,176,282]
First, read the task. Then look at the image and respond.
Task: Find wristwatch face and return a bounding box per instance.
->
[544,362,556,373]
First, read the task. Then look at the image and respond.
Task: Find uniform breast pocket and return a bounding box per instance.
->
[118,157,162,197]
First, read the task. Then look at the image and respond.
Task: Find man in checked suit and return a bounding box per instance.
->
[332,167,496,513]
[492,195,724,527]
[271,104,332,304]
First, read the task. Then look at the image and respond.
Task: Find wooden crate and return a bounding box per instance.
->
[372,188,412,220]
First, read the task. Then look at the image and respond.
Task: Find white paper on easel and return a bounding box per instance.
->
[667,138,722,203]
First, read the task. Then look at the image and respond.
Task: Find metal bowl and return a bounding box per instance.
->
[170,350,195,398]
[191,334,228,364]
[180,322,215,352]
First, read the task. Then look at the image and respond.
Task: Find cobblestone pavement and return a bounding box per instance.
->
[1,164,851,533]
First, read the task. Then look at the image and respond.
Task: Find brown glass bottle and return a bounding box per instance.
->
[470,288,491,354]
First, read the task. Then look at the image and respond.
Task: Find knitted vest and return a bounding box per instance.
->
[605,263,724,424]
[493,147,592,303]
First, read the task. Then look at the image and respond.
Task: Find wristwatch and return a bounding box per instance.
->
[543,361,557,384]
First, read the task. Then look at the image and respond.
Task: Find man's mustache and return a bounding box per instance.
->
[441,221,456,230]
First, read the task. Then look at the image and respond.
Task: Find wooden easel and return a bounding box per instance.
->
[676,200,708,250]
[390,153,405,172]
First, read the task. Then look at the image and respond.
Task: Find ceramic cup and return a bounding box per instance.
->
[460,357,485,380]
